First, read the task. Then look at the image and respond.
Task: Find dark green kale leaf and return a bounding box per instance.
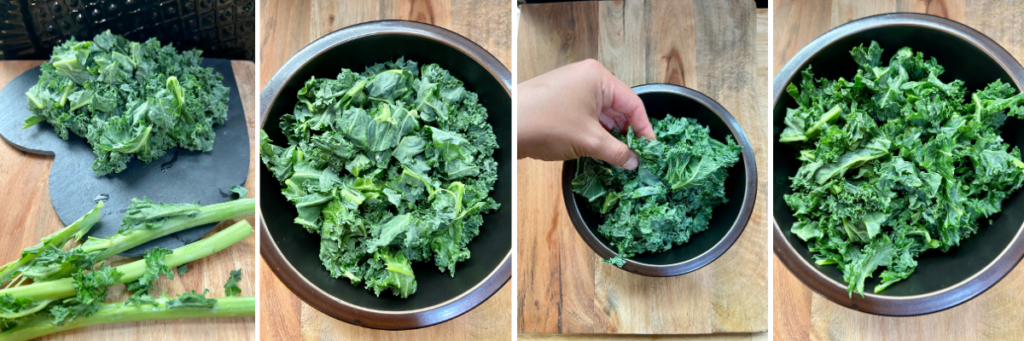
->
[177,264,189,277]
[260,58,500,298]
[781,41,1024,296]
[572,116,742,267]
[49,264,124,325]
[224,269,242,297]
[126,247,175,305]
[23,30,230,176]
[230,186,249,200]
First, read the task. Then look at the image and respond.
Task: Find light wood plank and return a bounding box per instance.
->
[647,0,697,87]
[519,333,766,341]
[599,0,647,86]
[452,0,513,68]
[383,0,453,28]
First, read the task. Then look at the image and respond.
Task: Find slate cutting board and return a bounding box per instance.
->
[0,58,250,257]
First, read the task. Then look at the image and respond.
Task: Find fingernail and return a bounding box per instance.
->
[622,155,638,170]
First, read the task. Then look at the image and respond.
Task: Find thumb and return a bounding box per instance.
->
[585,132,639,170]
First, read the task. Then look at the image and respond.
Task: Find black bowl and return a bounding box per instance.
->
[258,21,511,330]
[562,84,758,277]
[773,13,1024,316]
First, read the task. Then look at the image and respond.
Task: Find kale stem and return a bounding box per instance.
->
[0,202,104,283]
[0,220,253,303]
[42,198,254,281]
[0,296,255,341]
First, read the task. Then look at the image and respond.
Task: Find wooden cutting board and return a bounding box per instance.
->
[773,1,1024,340]
[258,0,512,340]
[517,1,770,335]
[0,60,257,341]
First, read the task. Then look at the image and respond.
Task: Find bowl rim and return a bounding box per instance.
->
[257,20,512,330]
[772,12,1024,316]
[562,83,759,277]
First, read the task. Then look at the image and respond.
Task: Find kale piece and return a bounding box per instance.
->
[781,41,1024,296]
[572,116,742,266]
[23,30,230,176]
[260,58,500,298]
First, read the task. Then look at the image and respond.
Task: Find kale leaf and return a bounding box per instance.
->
[126,247,175,305]
[572,116,742,266]
[224,269,242,297]
[781,41,1024,296]
[260,58,500,298]
[23,30,230,176]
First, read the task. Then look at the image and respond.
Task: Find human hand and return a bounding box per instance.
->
[517,59,654,170]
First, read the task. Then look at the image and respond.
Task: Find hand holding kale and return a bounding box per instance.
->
[781,41,1024,296]
[260,58,500,298]
[23,30,230,176]
[572,116,742,266]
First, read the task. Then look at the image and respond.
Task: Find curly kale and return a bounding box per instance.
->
[23,30,230,176]
[781,41,1024,296]
[260,58,500,298]
[572,116,742,266]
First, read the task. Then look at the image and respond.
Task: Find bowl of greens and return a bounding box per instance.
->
[562,84,758,277]
[258,21,511,329]
[773,13,1024,316]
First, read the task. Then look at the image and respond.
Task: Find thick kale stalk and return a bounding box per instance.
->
[23,30,230,176]
[2,198,254,283]
[0,202,103,284]
[0,220,252,304]
[572,116,742,266]
[781,41,1024,296]
[0,296,254,341]
[260,58,500,298]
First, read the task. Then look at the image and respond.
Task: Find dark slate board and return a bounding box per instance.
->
[0,58,249,257]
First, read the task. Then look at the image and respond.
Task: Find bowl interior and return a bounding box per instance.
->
[566,91,748,265]
[774,25,1024,296]
[261,34,512,311]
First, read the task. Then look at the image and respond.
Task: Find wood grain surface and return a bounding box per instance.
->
[517,1,769,336]
[773,1,1024,340]
[258,0,512,340]
[0,60,257,340]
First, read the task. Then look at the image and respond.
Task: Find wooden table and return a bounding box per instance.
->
[517,1,769,337]
[258,0,511,340]
[773,1,1024,340]
[0,59,257,341]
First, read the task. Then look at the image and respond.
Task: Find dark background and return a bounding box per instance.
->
[0,0,255,60]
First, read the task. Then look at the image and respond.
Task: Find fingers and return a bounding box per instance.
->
[585,129,639,170]
[597,67,656,140]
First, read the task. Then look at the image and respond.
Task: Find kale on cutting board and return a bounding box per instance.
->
[260,58,500,298]
[781,41,1024,296]
[23,30,230,176]
[572,116,742,266]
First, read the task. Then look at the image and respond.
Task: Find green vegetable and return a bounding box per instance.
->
[780,41,1024,296]
[230,186,249,199]
[0,296,254,341]
[1,198,254,283]
[0,202,103,284]
[125,247,174,305]
[223,269,242,297]
[177,264,189,277]
[571,116,742,266]
[0,220,254,337]
[260,58,500,298]
[23,30,230,176]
